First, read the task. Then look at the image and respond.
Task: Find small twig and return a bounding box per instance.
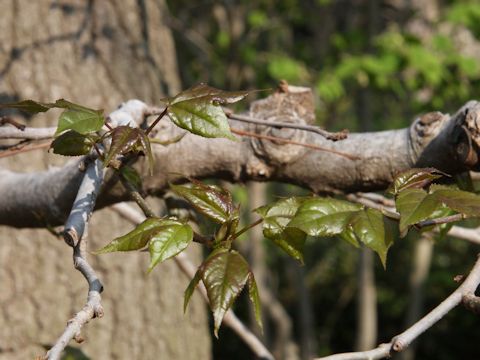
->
[232,218,263,239]
[110,203,274,360]
[416,214,466,229]
[346,194,400,220]
[0,140,51,159]
[46,157,105,360]
[119,174,156,218]
[227,111,348,141]
[146,107,168,135]
[315,254,480,360]
[231,128,360,160]
[0,116,26,130]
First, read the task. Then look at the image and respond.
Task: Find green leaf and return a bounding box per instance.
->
[287,198,363,237]
[55,108,104,135]
[388,168,445,195]
[349,209,394,268]
[396,189,441,235]
[340,226,360,247]
[167,98,236,140]
[120,165,142,190]
[171,181,236,224]
[147,223,193,272]
[94,217,180,254]
[247,273,263,331]
[255,197,307,263]
[433,188,480,217]
[0,100,51,113]
[104,126,142,167]
[50,130,94,156]
[184,268,202,313]
[201,250,250,337]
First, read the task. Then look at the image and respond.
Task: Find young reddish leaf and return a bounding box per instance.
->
[395,188,441,235]
[147,223,193,272]
[170,182,237,224]
[0,100,52,113]
[164,83,250,107]
[287,198,362,237]
[137,130,154,176]
[184,268,203,313]
[201,250,250,337]
[349,209,394,268]
[388,168,445,195]
[255,197,306,263]
[247,273,263,331]
[50,130,94,156]
[94,217,179,254]
[104,126,141,167]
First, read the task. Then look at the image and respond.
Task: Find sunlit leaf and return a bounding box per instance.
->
[165,83,251,106]
[287,198,362,237]
[247,273,263,331]
[388,168,445,195]
[94,217,180,254]
[104,126,141,167]
[255,197,306,263]
[50,130,94,156]
[148,223,193,272]
[349,208,394,268]
[171,181,237,224]
[433,188,480,217]
[396,189,440,235]
[201,250,250,337]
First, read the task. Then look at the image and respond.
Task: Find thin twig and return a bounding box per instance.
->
[416,214,466,229]
[315,254,480,360]
[0,140,52,159]
[45,157,105,360]
[233,218,263,239]
[0,116,26,130]
[227,112,348,141]
[231,128,360,160]
[146,107,168,135]
[110,203,274,360]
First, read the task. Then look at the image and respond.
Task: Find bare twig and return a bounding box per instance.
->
[227,112,348,141]
[315,254,480,360]
[45,157,105,360]
[110,202,275,360]
[231,128,360,160]
[416,214,466,229]
[0,140,52,158]
[0,116,26,130]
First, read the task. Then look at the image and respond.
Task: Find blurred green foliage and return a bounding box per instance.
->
[167,1,480,359]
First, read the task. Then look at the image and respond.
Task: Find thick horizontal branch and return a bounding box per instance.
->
[2,88,480,228]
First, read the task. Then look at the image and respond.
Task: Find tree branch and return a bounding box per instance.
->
[45,157,105,360]
[315,254,480,360]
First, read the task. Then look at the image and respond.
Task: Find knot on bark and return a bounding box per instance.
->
[248,85,315,165]
[409,111,448,163]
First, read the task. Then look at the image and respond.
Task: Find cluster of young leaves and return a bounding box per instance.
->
[255,196,394,268]
[96,179,261,337]
[389,168,480,236]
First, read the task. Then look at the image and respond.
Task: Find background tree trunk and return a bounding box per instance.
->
[0,1,210,359]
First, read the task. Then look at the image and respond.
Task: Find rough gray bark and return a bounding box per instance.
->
[0,1,210,359]
[2,88,480,229]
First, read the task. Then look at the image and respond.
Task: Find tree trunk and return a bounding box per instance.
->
[0,1,210,359]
